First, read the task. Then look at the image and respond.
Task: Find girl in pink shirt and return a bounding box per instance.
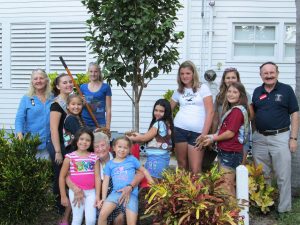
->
[59,128,101,225]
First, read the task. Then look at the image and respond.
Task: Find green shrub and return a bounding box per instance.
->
[48,72,89,93]
[163,89,179,118]
[145,165,243,224]
[0,130,54,225]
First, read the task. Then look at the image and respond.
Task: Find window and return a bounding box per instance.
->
[231,23,295,61]
[284,24,295,58]
[233,25,276,58]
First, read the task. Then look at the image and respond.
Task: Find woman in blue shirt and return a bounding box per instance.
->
[15,69,52,159]
[80,62,112,130]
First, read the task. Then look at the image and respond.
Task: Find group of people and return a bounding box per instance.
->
[14,60,299,224]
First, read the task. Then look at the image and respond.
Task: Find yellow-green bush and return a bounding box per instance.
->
[246,163,276,214]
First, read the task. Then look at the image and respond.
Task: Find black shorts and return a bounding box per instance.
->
[174,126,200,146]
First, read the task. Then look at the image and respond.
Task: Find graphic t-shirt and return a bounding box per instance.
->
[104,155,141,195]
[80,83,112,127]
[66,151,98,190]
[172,84,212,133]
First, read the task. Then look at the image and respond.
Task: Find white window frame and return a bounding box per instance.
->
[283,23,296,60]
[227,19,296,63]
[231,23,278,62]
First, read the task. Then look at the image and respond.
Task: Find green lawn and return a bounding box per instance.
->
[278,197,300,225]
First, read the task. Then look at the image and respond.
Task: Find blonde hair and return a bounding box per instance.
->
[177,60,200,94]
[27,69,51,98]
[88,62,103,82]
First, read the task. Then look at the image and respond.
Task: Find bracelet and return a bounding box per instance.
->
[55,152,61,154]
[126,184,134,190]
[212,134,217,142]
[290,137,297,141]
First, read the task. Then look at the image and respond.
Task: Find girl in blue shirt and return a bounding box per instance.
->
[80,62,112,130]
[98,136,153,225]
[128,99,174,180]
[15,69,52,159]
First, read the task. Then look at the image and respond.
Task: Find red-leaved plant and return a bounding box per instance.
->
[145,165,243,225]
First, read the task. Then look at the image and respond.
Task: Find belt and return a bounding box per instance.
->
[257,127,289,136]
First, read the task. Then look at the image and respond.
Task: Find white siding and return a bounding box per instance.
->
[0,0,297,133]
[0,23,2,88]
[203,0,296,95]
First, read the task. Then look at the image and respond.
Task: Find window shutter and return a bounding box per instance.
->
[0,24,2,88]
[10,23,46,88]
[49,22,87,75]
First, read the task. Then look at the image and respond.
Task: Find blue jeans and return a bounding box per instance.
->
[106,191,138,214]
[47,140,68,214]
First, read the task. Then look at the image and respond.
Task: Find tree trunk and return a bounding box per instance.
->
[292,0,300,196]
[132,68,140,132]
[134,86,140,132]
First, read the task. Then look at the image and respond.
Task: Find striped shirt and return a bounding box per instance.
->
[66,151,98,190]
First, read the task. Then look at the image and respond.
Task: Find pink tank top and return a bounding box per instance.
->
[66,151,98,190]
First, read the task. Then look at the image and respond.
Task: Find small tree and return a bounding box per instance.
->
[82,0,184,131]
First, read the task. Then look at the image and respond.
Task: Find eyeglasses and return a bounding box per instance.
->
[224,67,238,72]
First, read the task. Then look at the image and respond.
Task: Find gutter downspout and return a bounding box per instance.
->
[208,1,215,69]
[200,0,205,74]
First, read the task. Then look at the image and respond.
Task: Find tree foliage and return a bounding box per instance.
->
[82,0,184,131]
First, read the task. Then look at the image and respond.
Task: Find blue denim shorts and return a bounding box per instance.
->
[174,127,200,146]
[218,149,243,170]
[106,191,138,214]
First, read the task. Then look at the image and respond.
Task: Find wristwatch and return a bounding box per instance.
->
[126,184,134,190]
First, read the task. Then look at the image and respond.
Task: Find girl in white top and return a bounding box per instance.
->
[170,61,214,174]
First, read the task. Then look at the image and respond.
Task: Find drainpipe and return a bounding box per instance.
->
[208,1,215,69]
[200,0,205,74]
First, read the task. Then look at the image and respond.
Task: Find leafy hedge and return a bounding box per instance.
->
[0,130,54,225]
